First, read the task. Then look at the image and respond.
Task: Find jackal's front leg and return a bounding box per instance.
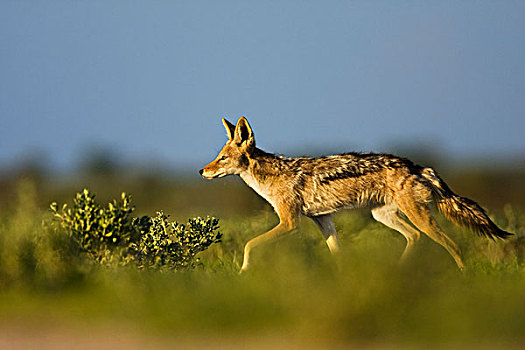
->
[240,219,298,273]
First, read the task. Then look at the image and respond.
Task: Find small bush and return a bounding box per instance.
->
[50,189,222,269]
[131,212,220,269]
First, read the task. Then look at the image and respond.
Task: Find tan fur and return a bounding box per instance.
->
[200,117,512,272]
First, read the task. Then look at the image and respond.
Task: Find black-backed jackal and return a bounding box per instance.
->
[200,117,512,272]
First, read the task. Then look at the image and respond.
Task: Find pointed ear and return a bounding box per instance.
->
[222,118,235,140]
[233,117,255,149]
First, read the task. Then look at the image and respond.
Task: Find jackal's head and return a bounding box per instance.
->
[199,117,255,179]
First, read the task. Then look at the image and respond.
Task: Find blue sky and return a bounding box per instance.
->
[1,1,524,172]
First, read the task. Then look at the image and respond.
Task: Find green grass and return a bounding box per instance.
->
[1,178,525,348]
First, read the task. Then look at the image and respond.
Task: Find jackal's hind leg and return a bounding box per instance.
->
[371,204,421,262]
[394,198,465,270]
[310,214,341,255]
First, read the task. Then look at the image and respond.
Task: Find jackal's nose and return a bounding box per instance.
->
[199,169,204,176]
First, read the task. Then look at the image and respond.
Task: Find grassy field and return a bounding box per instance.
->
[0,169,524,349]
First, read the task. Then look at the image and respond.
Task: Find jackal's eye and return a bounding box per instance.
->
[219,155,228,161]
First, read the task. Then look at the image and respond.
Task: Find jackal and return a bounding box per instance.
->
[200,117,512,272]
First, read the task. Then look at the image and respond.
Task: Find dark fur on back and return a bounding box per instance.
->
[253,150,422,183]
[313,152,423,184]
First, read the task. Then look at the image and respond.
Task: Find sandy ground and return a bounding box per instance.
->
[1,323,520,350]
[0,324,336,350]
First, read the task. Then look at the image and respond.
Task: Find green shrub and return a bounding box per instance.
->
[131,212,221,269]
[50,189,222,269]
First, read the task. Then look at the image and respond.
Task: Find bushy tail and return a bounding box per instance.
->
[420,167,512,240]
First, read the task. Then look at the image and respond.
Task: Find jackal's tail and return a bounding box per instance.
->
[420,167,512,240]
